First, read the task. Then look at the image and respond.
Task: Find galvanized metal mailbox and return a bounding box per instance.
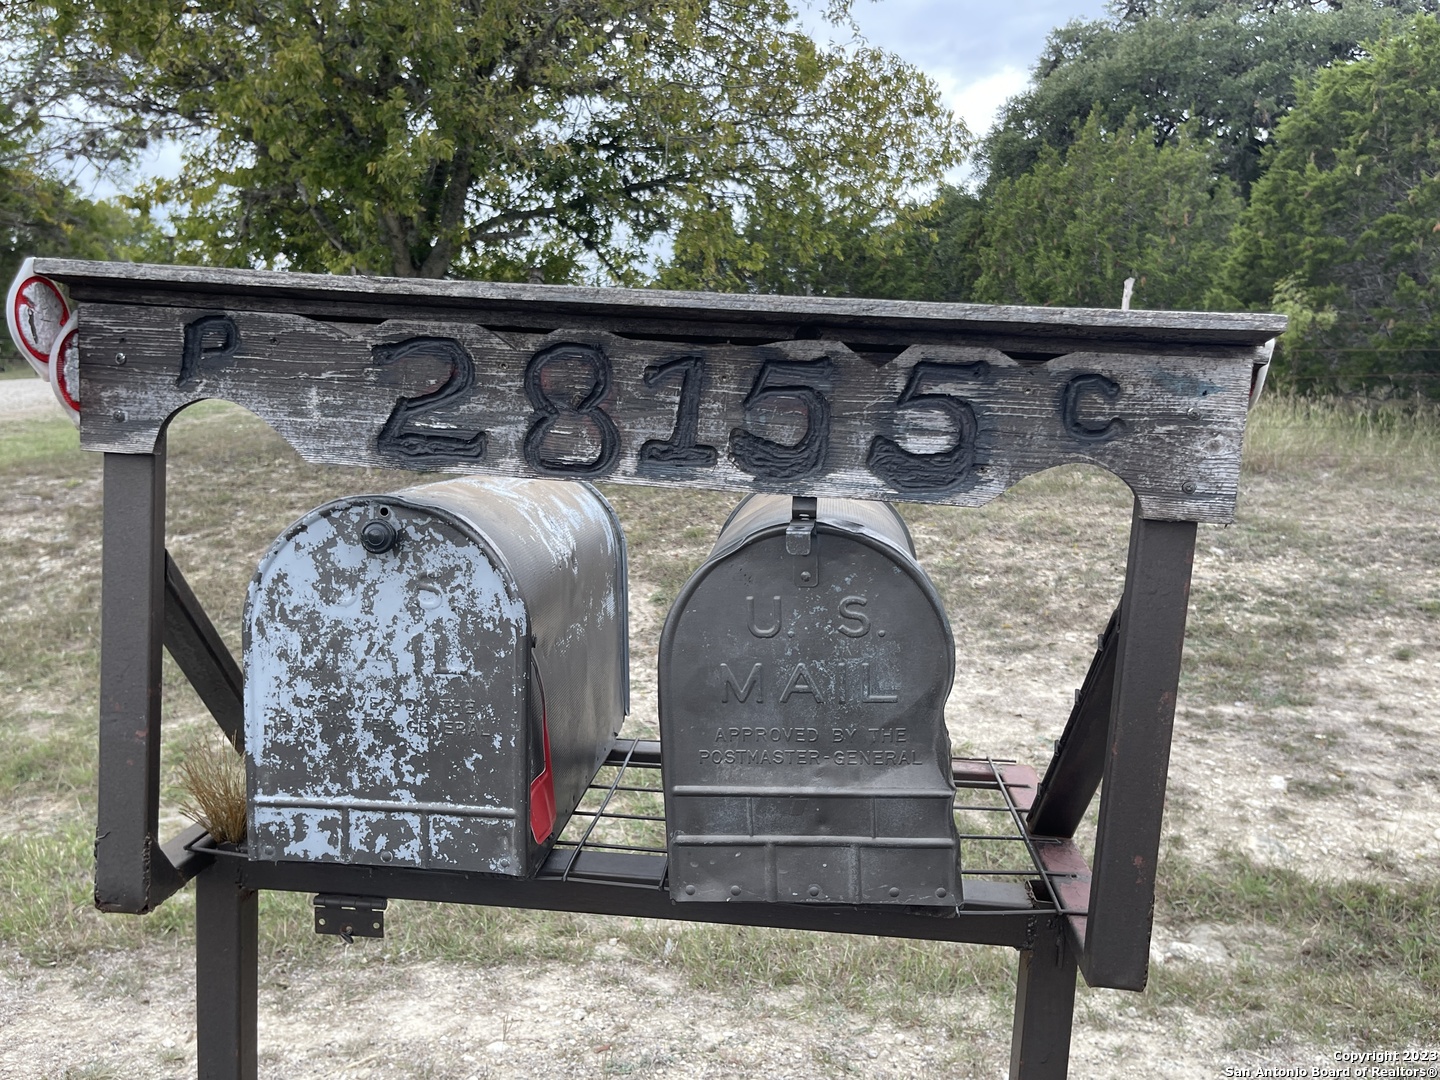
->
[245,476,628,876]
[660,494,959,905]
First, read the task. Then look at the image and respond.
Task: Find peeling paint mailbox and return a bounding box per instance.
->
[245,477,628,876]
[660,494,959,904]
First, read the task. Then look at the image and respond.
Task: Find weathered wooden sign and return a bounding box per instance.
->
[24,259,1285,523]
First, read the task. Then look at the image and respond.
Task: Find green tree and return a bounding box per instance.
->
[975,111,1241,310]
[658,184,983,301]
[37,0,961,282]
[1222,15,1440,388]
[0,39,158,368]
[983,0,1429,194]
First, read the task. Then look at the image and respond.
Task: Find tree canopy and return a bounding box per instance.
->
[974,110,1241,310]
[1,25,157,365]
[657,185,985,300]
[1222,13,1440,387]
[982,0,1432,194]
[34,0,962,282]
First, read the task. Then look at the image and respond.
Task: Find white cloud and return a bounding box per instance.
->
[934,64,1031,140]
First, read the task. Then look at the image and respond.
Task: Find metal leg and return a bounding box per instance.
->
[1083,500,1197,990]
[163,551,245,751]
[1009,922,1078,1080]
[97,446,177,912]
[196,862,258,1080]
[1027,605,1121,837]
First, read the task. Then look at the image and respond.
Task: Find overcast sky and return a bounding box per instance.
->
[820,0,1112,137]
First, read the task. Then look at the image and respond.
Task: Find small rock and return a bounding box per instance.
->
[161,1039,175,1050]
[1248,831,1294,863]
[572,1009,587,1022]
[1267,775,1288,793]
[866,1048,879,1060]
[486,1041,507,1055]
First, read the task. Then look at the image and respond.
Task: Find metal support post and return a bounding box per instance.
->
[196,861,259,1080]
[1009,921,1078,1079]
[163,551,245,750]
[96,445,177,912]
[1082,500,1197,990]
[1027,605,1121,837]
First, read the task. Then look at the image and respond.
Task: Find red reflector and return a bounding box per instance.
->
[529,708,556,844]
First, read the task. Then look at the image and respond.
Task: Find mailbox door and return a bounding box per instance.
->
[246,498,531,875]
[660,517,959,904]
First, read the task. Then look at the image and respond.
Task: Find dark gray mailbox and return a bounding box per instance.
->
[660,494,959,905]
[245,476,628,876]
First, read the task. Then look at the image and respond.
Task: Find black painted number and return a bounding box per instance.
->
[523,342,620,477]
[639,355,718,470]
[867,361,984,493]
[375,337,487,463]
[729,359,834,481]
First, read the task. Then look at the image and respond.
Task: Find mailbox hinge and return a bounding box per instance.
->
[787,496,819,587]
[313,894,388,943]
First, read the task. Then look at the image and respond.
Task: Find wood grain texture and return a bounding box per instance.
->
[79,303,1257,521]
[38,259,1288,347]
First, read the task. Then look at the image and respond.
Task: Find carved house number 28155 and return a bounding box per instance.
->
[179,319,1125,495]
[374,338,1125,493]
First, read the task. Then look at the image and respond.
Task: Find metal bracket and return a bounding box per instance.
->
[787,496,818,587]
[312,894,388,943]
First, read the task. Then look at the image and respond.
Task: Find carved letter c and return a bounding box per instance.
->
[1061,374,1124,442]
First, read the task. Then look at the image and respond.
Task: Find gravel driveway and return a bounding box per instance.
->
[0,375,62,418]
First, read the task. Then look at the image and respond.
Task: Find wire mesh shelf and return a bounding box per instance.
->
[542,739,1090,921]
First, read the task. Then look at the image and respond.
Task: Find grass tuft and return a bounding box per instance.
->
[177,733,246,844]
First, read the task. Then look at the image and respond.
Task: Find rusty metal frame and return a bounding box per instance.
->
[97,432,1198,1080]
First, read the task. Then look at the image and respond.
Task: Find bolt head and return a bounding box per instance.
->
[1181,481,1198,495]
[360,518,398,554]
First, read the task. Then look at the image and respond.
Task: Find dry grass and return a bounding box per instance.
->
[1243,393,1440,478]
[1,395,1438,1074]
[176,732,246,844]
